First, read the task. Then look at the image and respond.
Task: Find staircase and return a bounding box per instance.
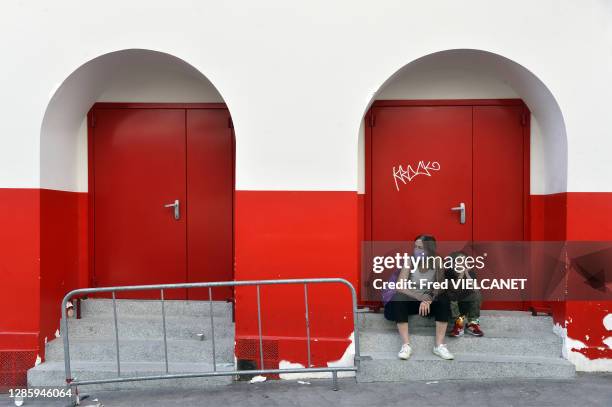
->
[356,310,575,382]
[28,302,576,389]
[28,299,235,391]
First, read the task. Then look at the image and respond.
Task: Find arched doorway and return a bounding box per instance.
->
[39,49,235,313]
[358,49,568,312]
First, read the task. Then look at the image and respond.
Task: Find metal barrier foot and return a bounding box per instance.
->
[66,388,88,407]
[332,371,339,391]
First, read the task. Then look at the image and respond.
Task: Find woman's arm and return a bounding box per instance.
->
[411,267,444,302]
[426,267,446,301]
[396,267,432,302]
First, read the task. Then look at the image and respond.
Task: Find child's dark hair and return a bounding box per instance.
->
[447,250,469,272]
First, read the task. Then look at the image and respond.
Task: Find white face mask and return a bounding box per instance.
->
[414,247,425,257]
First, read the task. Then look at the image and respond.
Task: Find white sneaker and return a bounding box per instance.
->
[398,343,412,360]
[433,344,454,360]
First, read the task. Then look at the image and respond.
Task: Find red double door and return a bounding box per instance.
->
[368,101,528,308]
[91,105,234,300]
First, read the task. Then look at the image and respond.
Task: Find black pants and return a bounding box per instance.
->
[384,292,451,323]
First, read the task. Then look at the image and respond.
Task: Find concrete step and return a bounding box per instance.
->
[67,315,233,340]
[358,310,553,333]
[357,352,575,382]
[28,361,234,391]
[358,321,555,339]
[45,337,234,363]
[359,330,563,358]
[79,299,233,319]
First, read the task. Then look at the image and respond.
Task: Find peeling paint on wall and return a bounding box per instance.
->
[558,303,612,371]
[278,332,355,380]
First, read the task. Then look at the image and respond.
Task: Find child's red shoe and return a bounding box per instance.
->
[466,322,484,337]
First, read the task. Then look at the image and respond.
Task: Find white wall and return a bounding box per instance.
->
[1,0,611,193]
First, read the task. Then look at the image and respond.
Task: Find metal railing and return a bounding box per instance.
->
[60,278,360,401]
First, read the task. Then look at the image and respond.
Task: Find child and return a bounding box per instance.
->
[445,251,484,337]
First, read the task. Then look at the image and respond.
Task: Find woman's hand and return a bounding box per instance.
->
[419,300,431,316]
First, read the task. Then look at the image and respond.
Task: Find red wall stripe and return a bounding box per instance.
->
[0,189,40,344]
[529,193,568,324]
[39,189,88,352]
[565,193,612,360]
[529,193,567,241]
[1,188,611,368]
[234,191,359,367]
[567,193,612,240]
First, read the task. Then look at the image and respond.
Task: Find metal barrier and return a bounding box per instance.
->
[60,278,360,403]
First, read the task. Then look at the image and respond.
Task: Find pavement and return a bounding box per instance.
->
[2,373,611,407]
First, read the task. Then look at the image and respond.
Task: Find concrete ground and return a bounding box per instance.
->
[2,373,611,407]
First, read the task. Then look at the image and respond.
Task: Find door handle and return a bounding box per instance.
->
[451,202,466,224]
[164,199,180,220]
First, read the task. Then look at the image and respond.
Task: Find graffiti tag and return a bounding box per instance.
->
[392,161,440,191]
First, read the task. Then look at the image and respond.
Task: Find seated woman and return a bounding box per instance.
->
[445,251,484,337]
[383,235,454,360]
